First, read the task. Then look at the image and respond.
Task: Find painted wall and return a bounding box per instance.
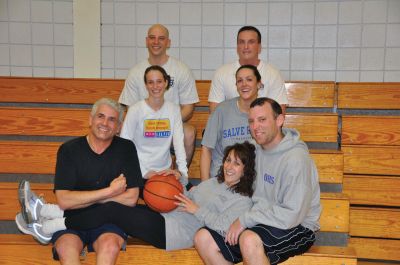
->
[0,0,399,81]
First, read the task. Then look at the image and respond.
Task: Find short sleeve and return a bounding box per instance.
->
[208,68,226,103]
[119,73,141,106]
[176,64,199,105]
[54,144,77,190]
[201,108,221,149]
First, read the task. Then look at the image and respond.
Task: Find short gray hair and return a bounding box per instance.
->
[91,98,125,123]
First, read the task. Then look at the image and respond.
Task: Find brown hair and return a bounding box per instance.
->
[237,26,262,43]
[250,97,282,119]
[144,65,171,90]
[216,141,256,197]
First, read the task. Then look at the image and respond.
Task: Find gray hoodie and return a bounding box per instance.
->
[239,128,321,232]
[162,177,253,250]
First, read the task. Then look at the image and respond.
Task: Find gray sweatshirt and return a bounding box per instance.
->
[239,128,321,232]
[162,178,253,250]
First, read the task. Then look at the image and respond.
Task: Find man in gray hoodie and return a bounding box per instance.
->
[195,97,321,265]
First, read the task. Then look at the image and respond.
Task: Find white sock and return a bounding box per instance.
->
[40,203,64,219]
[42,217,66,235]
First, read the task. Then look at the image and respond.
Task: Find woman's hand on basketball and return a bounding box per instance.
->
[175,193,198,214]
[158,169,181,180]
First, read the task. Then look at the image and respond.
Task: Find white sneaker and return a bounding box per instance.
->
[15,212,52,245]
[18,180,45,223]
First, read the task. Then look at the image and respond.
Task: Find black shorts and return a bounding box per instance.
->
[205,224,315,265]
[51,223,127,260]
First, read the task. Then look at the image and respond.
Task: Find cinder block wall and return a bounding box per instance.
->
[0,0,399,81]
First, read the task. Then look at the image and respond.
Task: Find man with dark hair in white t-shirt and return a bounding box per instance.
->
[208,26,288,114]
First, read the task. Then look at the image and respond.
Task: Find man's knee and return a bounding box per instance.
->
[183,123,196,143]
[54,234,84,262]
[94,233,124,257]
[239,230,264,255]
[194,228,214,248]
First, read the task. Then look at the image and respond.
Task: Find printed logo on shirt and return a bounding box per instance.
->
[169,77,175,88]
[263,173,275,184]
[144,119,171,138]
[223,126,251,140]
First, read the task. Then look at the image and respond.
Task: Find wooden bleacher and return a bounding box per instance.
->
[189,147,344,182]
[0,76,124,104]
[338,82,400,264]
[0,77,358,264]
[0,77,339,142]
[0,234,357,265]
[0,182,350,234]
[196,80,336,108]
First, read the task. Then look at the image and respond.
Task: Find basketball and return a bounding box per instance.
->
[143,174,184,213]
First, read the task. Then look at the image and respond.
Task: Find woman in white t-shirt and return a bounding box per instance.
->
[121,65,188,186]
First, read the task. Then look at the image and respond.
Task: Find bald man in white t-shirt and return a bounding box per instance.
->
[119,24,199,166]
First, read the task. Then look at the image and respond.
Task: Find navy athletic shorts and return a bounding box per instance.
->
[51,223,127,260]
[205,224,315,264]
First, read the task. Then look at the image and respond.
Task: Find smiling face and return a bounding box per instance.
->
[237,30,261,65]
[145,69,168,100]
[146,25,170,58]
[236,67,260,102]
[89,104,121,142]
[223,150,245,187]
[248,103,284,150]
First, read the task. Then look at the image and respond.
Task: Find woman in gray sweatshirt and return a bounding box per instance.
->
[17,141,256,251]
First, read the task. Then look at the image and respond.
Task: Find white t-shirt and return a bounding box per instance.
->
[208,60,288,105]
[119,57,199,106]
[120,100,188,181]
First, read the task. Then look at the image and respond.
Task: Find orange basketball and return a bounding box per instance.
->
[143,174,184,213]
